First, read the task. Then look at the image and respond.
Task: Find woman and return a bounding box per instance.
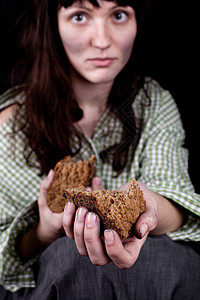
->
[0,0,200,298]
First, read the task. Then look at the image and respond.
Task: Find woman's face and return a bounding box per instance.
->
[58,0,137,84]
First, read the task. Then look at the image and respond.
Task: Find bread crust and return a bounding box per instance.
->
[46,155,96,213]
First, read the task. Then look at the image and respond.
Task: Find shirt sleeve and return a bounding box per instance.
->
[0,200,39,292]
[0,88,42,291]
[137,80,200,241]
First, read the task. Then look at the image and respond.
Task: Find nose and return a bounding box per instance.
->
[91,21,111,50]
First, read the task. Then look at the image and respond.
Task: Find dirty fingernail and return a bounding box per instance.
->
[139,223,148,239]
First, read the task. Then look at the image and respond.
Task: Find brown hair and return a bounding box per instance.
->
[11,0,145,176]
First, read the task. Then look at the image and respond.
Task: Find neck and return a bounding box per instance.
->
[71,71,114,137]
[71,72,113,111]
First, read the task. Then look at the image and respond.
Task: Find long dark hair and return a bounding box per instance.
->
[11,0,146,176]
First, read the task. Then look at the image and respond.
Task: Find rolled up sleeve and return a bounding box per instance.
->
[137,82,200,241]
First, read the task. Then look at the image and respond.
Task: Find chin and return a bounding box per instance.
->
[86,71,120,84]
[89,78,114,84]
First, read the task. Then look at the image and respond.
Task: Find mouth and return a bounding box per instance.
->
[88,58,115,67]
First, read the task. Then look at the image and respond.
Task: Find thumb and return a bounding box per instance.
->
[91,176,102,191]
[39,170,54,205]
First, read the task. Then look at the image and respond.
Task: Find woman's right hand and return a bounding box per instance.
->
[16,170,65,261]
[37,170,65,246]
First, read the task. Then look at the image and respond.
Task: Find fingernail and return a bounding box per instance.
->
[86,187,92,192]
[48,169,54,179]
[64,201,73,213]
[78,207,87,222]
[86,212,97,228]
[139,224,148,239]
[104,230,114,245]
[95,177,101,186]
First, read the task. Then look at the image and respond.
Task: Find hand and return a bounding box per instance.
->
[62,178,157,269]
[86,176,103,191]
[16,171,65,261]
[63,202,148,268]
[37,170,65,246]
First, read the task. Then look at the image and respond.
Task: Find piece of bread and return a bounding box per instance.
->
[47,155,96,213]
[63,178,146,240]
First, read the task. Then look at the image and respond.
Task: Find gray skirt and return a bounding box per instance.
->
[1,235,200,300]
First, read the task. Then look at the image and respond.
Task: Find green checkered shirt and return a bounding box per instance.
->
[1,79,200,292]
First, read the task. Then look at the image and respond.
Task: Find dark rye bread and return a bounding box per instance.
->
[63,178,146,240]
[47,155,96,213]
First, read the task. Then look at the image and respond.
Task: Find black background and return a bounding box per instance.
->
[0,0,199,192]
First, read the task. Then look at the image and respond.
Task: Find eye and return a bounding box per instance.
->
[72,13,87,24]
[112,11,128,23]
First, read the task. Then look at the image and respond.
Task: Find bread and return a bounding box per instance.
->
[47,155,96,213]
[63,178,146,240]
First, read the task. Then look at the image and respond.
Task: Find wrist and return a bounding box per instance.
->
[15,224,51,262]
[36,221,64,247]
[150,193,185,235]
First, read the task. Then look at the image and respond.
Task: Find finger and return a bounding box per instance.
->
[134,213,157,239]
[39,170,54,206]
[74,207,88,256]
[117,182,130,192]
[84,212,110,266]
[104,230,147,269]
[91,177,102,191]
[134,182,158,239]
[134,222,149,240]
[62,202,76,239]
[134,201,158,239]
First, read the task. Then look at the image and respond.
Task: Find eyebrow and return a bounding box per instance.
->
[71,4,93,11]
[71,3,122,12]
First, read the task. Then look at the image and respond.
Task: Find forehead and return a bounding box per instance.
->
[58,0,136,9]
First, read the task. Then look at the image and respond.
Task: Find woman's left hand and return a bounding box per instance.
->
[103,181,159,269]
[62,179,159,269]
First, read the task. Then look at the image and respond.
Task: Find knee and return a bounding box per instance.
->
[139,236,200,297]
[33,237,80,284]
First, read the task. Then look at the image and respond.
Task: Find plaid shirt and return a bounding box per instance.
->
[0,79,200,292]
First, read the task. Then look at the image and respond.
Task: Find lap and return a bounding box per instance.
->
[1,235,200,300]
